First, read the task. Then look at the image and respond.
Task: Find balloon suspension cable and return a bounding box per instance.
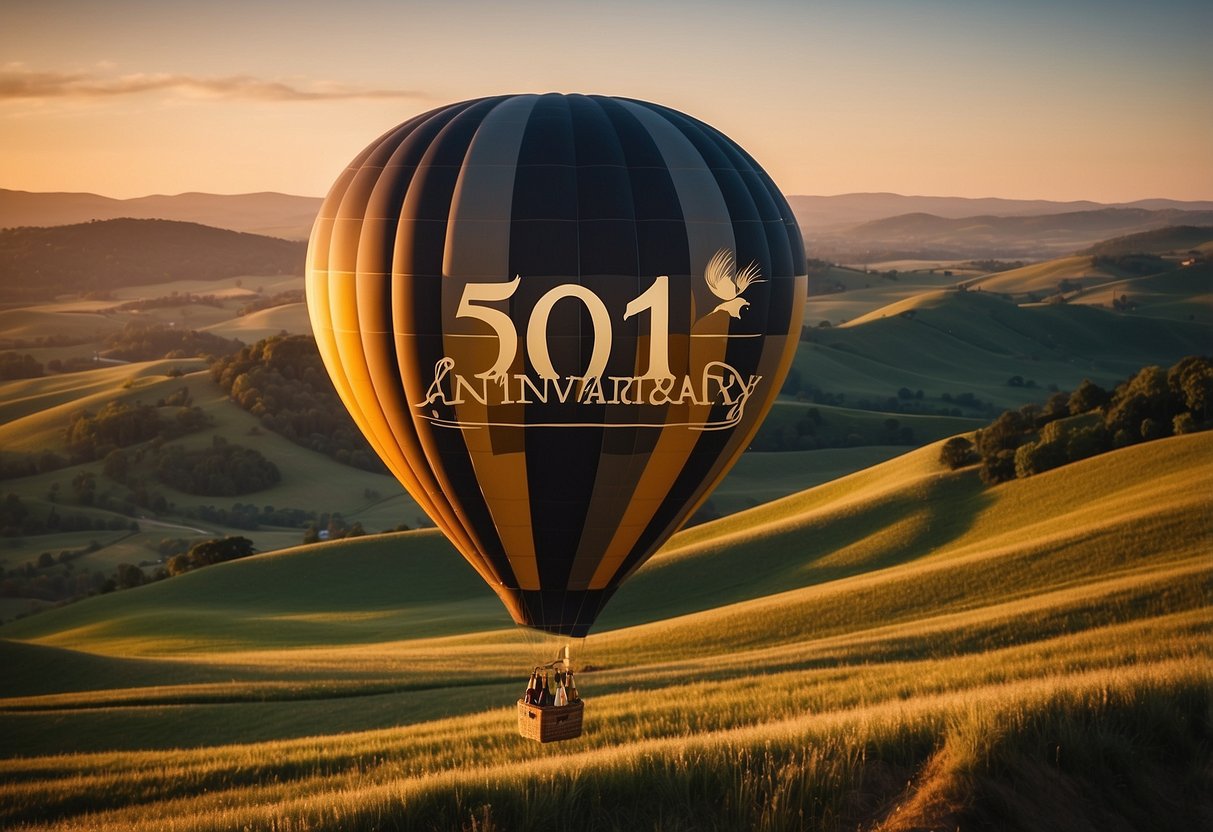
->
[532,642,571,672]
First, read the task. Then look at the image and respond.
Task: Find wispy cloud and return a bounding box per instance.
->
[0,68,427,102]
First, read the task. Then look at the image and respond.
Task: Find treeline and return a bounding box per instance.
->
[116,292,226,312]
[1091,253,1168,276]
[0,333,92,351]
[101,321,240,362]
[210,335,386,473]
[940,355,1211,484]
[179,502,316,531]
[1,541,113,605]
[0,492,137,537]
[0,351,43,379]
[164,536,255,576]
[751,408,917,452]
[64,399,212,464]
[781,365,998,418]
[1083,225,1213,256]
[153,437,281,497]
[1,535,255,612]
[302,512,411,544]
[0,218,304,302]
[238,289,304,315]
[0,394,210,482]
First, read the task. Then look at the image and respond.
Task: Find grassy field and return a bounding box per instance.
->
[1,238,1209,827]
[202,301,311,341]
[2,250,1208,624]
[0,431,1209,830]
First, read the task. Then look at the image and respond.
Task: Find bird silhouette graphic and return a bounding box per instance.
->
[704,248,763,318]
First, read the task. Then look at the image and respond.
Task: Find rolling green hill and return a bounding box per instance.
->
[959,254,1117,295]
[797,288,1209,410]
[0,431,1208,829]
[1082,224,1213,256]
[202,302,311,342]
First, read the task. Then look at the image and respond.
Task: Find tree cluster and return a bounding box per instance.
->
[165,536,256,576]
[302,513,370,544]
[178,502,316,530]
[154,436,281,497]
[116,292,226,312]
[0,492,135,537]
[0,333,92,351]
[210,335,386,473]
[941,356,1212,484]
[101,321,240,362]
[1092,253,1168,276]
[751,408,916,452]
[64,400,211,463]
[0,451,67,481]
[237,289,305,316]
[0,547,111,605]
[0,351,44,379]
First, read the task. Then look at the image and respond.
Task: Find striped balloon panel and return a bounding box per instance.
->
[306,93,806,636]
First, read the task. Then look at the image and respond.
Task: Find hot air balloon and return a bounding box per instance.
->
[306,93,806,639]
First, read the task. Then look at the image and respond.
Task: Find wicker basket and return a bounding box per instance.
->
[517,699,584,743]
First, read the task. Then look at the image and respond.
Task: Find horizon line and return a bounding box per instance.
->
[3,186,1212,205]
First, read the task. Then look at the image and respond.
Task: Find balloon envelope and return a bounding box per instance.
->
[306,94,806,636]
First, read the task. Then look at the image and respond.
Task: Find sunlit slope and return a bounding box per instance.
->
[0,436,1208,830]
[203,302,311,340]
[6,432,1209,661]
[0,529,502,653]
[961,255,1117,294]
[600,430,1211,632]
[0,307,124,341]
[1068,261,1212,324]
[0,359,209,446]
[800,289,1209,405]
[0,361,419,558]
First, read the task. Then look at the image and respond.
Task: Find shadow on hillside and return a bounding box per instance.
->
[600,470,994,630]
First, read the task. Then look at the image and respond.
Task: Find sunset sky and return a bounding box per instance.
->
[2,0,1210,202]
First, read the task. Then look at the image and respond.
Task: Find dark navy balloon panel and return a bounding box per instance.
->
[306,93,806,636]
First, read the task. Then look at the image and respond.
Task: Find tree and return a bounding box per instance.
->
[974,410,1028,459]
[1042,391,1071,423]
[115,563,145,589]
[979,449,1018,485]
[1174,412,1199,435]
[1105,365,1177,441]
[1168,356,1213,423]
[1140,418,1166,441]
[939,436,976,470]
[1068,379,1110,415]
[103,449,130,483]
[185,536,256,569]
[71,471,96,505]
[1066,424,1110,463]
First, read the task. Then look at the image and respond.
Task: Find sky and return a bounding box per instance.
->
[1,0,1210,202]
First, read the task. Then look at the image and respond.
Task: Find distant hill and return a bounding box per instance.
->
[0,189,322,240]
[809,207,1213,261]
[0,218,305,302]
[787,192,1213,231]
[1081,225,1213,256]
